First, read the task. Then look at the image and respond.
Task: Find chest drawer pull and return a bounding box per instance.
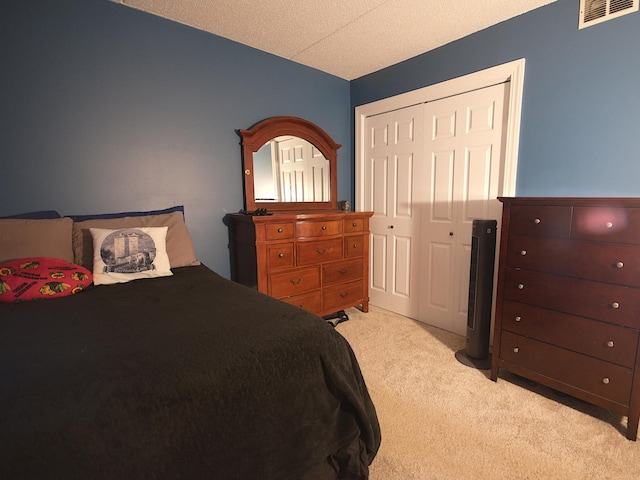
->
[606,222,614,228]
[515,316,522,322]
[520,250,527,256]
[615,261,624,269]
[339,267,351,274]
[339,290,350,298]
[611,302,620,309]
[534,218,541,224]
[513,347,520,353]
[602,377,610,385]
[278,253,285,258]
[277,228,283,233]
[517,283,524,290]
[606,340,615,348]
[290,277,303,285]
[321,225,327,230]
[352,222,358,227]
[316,247,328,255]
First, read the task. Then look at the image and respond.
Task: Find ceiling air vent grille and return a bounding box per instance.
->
[579,0,639,29]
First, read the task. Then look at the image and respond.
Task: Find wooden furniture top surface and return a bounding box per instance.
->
[227,210,373,224]
[499,197,640,207]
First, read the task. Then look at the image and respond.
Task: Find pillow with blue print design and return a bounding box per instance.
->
[69,206,199,270]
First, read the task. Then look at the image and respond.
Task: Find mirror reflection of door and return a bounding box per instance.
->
[253,136,330,203]
[306,142,331,202]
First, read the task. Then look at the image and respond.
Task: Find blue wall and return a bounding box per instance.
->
[351,0,640,198]
[0,0,351,277]
[3,0,640,277]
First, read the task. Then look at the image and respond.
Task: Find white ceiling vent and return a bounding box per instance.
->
[579,0,638,29]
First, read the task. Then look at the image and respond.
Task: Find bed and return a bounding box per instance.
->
[0,207,380,479]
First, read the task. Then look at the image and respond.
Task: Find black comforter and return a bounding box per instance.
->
[0,265,380,479]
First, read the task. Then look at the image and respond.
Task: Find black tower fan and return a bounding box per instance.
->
[455,219,497,370]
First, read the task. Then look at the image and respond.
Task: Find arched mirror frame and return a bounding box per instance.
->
[238,116,340,212]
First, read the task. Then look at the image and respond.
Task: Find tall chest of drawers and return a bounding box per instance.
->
[226,210,373,317]
[491,197,640,440]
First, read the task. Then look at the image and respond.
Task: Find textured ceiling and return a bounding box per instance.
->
[113,0,556,80]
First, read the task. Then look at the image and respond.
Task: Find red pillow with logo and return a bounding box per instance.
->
[0,257,93,303]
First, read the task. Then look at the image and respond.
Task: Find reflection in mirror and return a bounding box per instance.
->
[253,136,330,203]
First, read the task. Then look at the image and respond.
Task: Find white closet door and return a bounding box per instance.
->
[364,104,424,318]
[419,82,507,335]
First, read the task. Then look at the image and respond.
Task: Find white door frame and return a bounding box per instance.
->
[355,58,525,208]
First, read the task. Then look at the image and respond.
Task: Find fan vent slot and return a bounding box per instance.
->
[579,0,638,28]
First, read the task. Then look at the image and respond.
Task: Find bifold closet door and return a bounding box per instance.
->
[364,83,508,335]
[418,82,507,335]
[364,104,424,318]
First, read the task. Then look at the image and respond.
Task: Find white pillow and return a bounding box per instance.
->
[90,227,172,285]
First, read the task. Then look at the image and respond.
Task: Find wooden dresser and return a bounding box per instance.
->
[226,210,373,317]
[491,197,640,440]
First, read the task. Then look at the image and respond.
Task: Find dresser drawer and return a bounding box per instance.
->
[265,223,294,240]
[323,280,363,313]
[503,268,640,328]
[500,331,633,406]
[508,205,572,238]
[344,235,366,258]
[295,220,342,238]
[506,235,640,287]
[269,266,321,298]
[502,300,639,368]
[280,291,322,313]
[323,258,363,285]
[297,237,343,265]
[572,207,640,245]
[266,243,294,270]
[344,218,365,233]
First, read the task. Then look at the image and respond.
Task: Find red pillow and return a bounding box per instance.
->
[0,257,93,303]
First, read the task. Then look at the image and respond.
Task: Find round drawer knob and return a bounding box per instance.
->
[277,228,283,233]
[520,250,527,256]
[602,377,610,385]
[352,222,357,227]
[612,302,620,309]
[322,225,327,230]
[352,243,358,248]
[606,340,615,348]
[278,253,284,258]
[513,347,519,353]
[515,316,522,322]
[517,283,524,290]
[606,222,613,228]
[615,261,624,269]
[534,218,541,224]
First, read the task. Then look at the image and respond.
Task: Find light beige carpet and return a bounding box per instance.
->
[337,306,640,480]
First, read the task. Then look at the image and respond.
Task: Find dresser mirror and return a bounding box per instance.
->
[238,116,340,212]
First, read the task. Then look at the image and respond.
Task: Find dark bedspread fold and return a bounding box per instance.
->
[0,265,380,479]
